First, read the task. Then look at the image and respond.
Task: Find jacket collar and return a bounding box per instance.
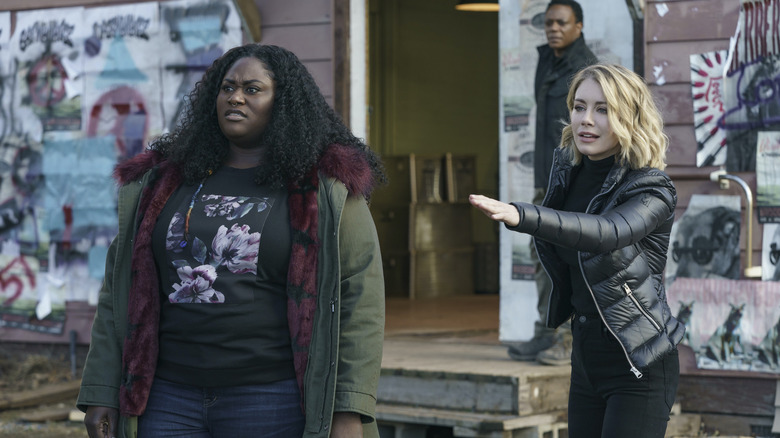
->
[548,148,629,207]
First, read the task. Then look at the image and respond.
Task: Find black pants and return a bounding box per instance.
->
[568,314,679,438]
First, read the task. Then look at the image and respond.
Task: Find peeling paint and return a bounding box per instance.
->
[653,65,666,85]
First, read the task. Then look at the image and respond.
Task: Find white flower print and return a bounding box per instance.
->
[202,195,269,220]
[211,224,260,274]
[168,265,225,303]
[165,212,186,253]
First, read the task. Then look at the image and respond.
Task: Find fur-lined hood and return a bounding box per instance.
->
[113,143,376,197]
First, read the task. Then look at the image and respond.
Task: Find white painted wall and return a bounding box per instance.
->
[350,0,367,141]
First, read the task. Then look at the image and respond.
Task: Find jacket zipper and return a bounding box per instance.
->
[577,260,643,379]
[578,173,644,379]
[542,155,643,378]
[316,180,338,433]
[621,283,662,332]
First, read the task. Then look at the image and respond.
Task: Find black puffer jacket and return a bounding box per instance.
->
[509,149,685,375]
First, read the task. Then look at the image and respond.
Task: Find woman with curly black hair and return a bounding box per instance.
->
[77,44,386,438]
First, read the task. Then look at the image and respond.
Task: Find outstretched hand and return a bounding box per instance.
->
[469,194,520,227]
[85,406,118,438]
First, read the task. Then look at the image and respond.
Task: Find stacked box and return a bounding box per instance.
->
[370,154,477,298]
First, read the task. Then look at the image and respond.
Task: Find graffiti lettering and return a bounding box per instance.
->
[730,0,780,70]
[718,56,780,131]
[0,257,35,307]
[92,15,150,40]
[759,134,780,153]
[706,77,724,113]
[18,20,75,52]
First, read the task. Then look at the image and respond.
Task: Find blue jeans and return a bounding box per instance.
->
[138,377,305,437]
[568,314,679,438]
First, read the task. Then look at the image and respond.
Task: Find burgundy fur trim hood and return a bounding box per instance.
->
[113,143,376,197]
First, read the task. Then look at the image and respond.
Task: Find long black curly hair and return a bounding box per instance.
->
[149,44,384,187]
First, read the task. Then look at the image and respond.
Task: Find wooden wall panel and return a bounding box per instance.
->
[645,0,740,43]
[664,124,697,167]
[253,0,342,118]
[646,40,731,85]
[254,0,331,26]
[259,23,333,60]
[644,0,739,226]
[303,60,334,97]
[652,83,695,125]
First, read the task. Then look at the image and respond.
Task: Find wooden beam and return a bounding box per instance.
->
[0,380,81,411]
[235,0,262,42]
[332,0,350,125]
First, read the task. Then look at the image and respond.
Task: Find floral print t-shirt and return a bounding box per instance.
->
[151,165,294,387]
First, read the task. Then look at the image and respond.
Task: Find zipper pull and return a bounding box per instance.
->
[630,366,643,379]
[622,283,632,296]
[330,300,335,313]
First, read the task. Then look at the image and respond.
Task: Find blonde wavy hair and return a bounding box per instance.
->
[559,64,668,170]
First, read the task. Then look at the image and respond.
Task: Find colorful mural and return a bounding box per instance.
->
[0,1,242,333]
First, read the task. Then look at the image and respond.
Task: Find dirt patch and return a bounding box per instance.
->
[0,343,88,437]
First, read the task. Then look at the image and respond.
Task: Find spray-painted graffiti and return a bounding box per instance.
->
[86,86,148,160]
[91,15,151,40]
[18,20,75,52]
[0,1,241,331]
[0,256,35,307]
[691,50,728,167]
[719,0,780,172]
[161,1,239,128]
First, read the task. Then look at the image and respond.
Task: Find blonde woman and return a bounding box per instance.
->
[470,64,684,437]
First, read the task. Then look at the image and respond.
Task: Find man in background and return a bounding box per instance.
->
[508,0,597,366]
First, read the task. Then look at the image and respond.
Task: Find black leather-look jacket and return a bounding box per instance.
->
[509,149,685,376]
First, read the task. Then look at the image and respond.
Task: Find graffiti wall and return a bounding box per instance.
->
[0,1,242,334]
[674,0,780,373]
[721,0,780,174]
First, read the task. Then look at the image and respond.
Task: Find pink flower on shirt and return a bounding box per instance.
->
[168,264,224,303]
[211,223,260,274]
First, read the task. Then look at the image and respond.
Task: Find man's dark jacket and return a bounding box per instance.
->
[534,34,597,189]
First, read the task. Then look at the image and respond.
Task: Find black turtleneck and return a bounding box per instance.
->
[553,154,615,317]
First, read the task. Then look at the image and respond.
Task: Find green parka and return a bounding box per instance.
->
[77,149,385,437]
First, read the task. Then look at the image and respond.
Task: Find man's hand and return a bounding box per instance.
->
[331,412,362,437]
[85,406,118,438]
[469,194,520,227]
